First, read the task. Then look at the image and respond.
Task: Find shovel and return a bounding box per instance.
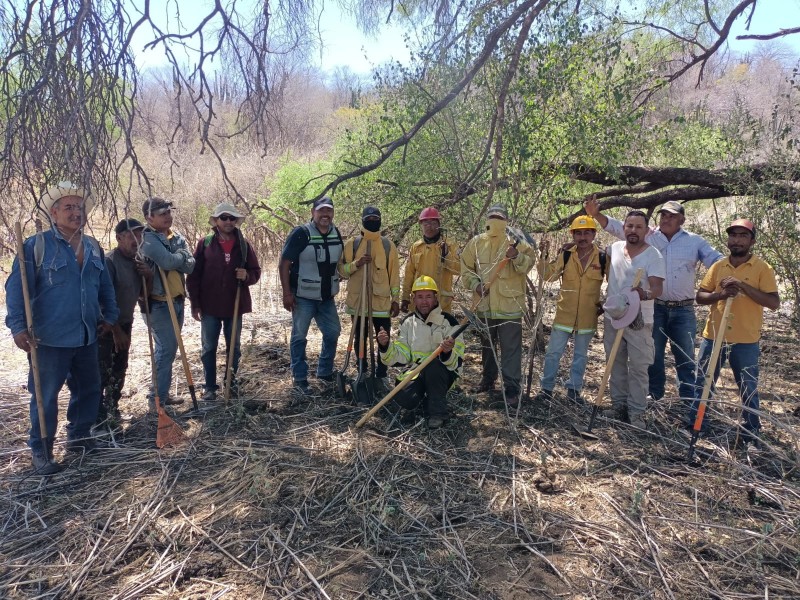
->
[355,319,472,428]
[574,268,644,440]
[335,288,362,400]
[687,296,734,462]
[351,242,371,404]
[142,277,186,448]
[365,253,378,399]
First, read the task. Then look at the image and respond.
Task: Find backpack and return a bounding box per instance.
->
[563,247,606,278]
[353,235,391,271]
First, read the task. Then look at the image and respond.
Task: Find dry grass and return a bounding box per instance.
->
[1,281,800,599]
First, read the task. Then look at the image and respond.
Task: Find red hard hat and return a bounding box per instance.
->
[419,207,441,221]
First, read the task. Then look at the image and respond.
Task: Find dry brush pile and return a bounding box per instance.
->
[1,304,799,599]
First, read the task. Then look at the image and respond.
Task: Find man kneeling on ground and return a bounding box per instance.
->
[376,276,465,429]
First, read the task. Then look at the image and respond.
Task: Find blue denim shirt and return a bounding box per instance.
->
[140,228,195,297]
[5,228,119,347]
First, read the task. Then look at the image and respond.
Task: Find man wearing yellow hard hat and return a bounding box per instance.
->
[535,215,606,404]
[377,276,465,429]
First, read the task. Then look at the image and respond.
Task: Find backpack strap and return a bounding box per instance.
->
[562,247,606,278]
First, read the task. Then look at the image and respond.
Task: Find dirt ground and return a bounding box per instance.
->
[1,273,799,599]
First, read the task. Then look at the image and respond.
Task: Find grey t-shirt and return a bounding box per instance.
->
[106,248,143,327]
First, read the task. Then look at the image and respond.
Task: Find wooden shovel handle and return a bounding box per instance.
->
[692,296,734,432]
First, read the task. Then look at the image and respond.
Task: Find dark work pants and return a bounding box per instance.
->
[394,358,457,419]
[352,315,390,378]
[479,318,522,396]
[98,322,133,419]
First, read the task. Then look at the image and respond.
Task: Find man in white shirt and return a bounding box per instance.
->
[602,211,666,429]
[586,197,722,402]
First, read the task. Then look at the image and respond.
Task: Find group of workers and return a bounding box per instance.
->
[5,182,779,475]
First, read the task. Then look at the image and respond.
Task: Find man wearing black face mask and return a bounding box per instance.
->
[338,206,401,392]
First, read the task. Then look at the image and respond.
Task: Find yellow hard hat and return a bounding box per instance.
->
[411,275,438,293]
[569,215,598,231]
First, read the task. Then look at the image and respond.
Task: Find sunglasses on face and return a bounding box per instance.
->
[217,214,237,222]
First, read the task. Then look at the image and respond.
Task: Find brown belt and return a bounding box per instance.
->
[655,298,694,308]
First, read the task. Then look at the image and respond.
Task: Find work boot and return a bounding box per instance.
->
[202,388,218,402]
[602,407,627,422]
[163,395,185,406]
[534,389,554,403]
[293,380,314,397]
[566,388,586,405]
[427,416,446,429]
[66,436,99,454]
[629,414,647,430]
[506,393,521,409]
[473,379,495,394]
[32,451,62,475]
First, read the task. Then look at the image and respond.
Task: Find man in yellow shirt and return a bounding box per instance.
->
[690,219,779,446]
[400,207,460,314]
[535,215,605,404]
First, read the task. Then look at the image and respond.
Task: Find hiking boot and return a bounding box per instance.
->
[428,416,446,429]
[629,415,647,430]
[534,389,554,403]
[66,437,99,454]
[293,380,314,397]
[473,379,495,394]
[316,373,335,383]
[202,389,218,402]
[32,452,62,475]
[163,395,185,406]
[566,388,586,405]
[506,394,521,409]
[601,408,627,422]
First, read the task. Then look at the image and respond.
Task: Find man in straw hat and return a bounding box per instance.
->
[689,219,779,448]
[535,215,606,405]
[96,218,152,427]
[6,181,119,474]
[601,210,665,429]
[585,196,723,403]
[140,197,195,411]
[187,202,261,401]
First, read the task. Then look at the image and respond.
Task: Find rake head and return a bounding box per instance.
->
[155,397,187,448]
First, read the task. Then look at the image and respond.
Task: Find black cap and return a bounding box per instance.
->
[313,196,334,211]
[362,206,381,219]
[115,218,145,234]
[142,197,174,217]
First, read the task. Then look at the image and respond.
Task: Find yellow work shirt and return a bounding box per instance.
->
[699,255,778,344]
[538,246,604,334]
[401,237,460,313]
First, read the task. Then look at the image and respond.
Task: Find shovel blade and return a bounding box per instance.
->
[335,370,348,401]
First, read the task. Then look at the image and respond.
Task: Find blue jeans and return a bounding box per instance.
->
[689,338,761,434]
[290,297,341,383]
[649,304,697,400]
[146,298,184,400]
[29,343,100,453]
[540,328,593,393]
[201,315,243,391]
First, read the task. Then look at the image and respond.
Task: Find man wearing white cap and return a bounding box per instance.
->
[188,202,261,401]
[6,182,119,474]
[602,210,665,429]
[586,197,722,403]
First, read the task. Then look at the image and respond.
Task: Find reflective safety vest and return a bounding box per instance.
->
[296,222,343,300]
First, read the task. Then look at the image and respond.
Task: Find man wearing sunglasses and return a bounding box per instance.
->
[188,202,261,401]
[141,197,196,411]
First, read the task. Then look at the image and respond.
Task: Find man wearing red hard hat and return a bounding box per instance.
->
[400,207,460,314]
